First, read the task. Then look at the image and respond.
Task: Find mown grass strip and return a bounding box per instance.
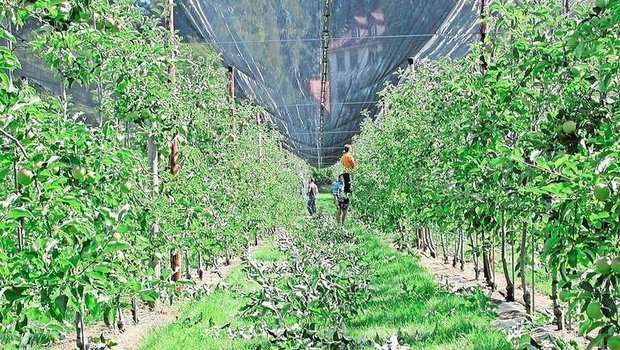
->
[143,194,511,349]
[139,243,283,350]
[317,193,511,349]
[348,227,511,349]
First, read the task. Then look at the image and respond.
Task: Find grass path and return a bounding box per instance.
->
[317,193,511,349]
[140,193,511,349]
[139,243,284,350]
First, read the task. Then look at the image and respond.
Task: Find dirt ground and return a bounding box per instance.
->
[413,248,589,349]
[51,242,263,350]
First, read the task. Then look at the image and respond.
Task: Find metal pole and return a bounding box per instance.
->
[318,0,331,169]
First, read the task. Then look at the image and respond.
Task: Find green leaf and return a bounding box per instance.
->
[139,290,159,302]
[6,208,34,220]
[104,241,131,253]
[85,293,98,312]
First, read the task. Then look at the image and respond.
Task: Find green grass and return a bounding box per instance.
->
[348,227,511,349]
[142,193,510,349]
[318,192,511,349]
[139,245,278,350]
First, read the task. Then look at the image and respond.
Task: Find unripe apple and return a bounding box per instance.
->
[17,168,34,186]
[120,182,132,193]
[595,257,612,274]
[71,166,86,181]
[562,120,576,134]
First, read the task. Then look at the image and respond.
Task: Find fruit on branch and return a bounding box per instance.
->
[120,182,132,194]
[562,120,576,134]
[58,1,72,13]
[608,336,620,350]
[595,0,607,9]
[595,257,612,274]
[86,171,97,184]
[71,166,86,181]
[559,290,571,303]
[593,183,611,201]
[611,257,620,274]
[17,168,34,186]
[586,301,604,320]
[566,37,578,49]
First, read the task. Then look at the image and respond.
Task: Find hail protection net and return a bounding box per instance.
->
[175,0,480,167]
[11,0,594,167]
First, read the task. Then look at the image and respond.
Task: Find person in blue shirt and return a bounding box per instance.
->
[331,174,349,224]
[307,178,318,216]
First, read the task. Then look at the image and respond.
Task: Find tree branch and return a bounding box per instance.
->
[0,128,28,158]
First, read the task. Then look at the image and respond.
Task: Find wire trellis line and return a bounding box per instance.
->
[203,32,478,45]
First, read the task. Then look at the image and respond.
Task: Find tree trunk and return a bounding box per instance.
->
[427,228,437,258]
[97,76,104,127]
[417,228,424,250]
[171,250,182,283]
[184,250,191,279]
[6,24,13,86]
[551,270,563,330]
[76,312,88,350]
[147,133,161,278]
[117,307,126,331]
[482,234,492,287]
[440,230,449,263]
[501,210,514,301]
[60,60,68,121]
[459,228,465,271]
[13,155,25,251]
[452,231,460,268]
[520,222,531,314]
[197,251,204,280]
[132,297,139,324]
[531,228,536,315]
[470,232,480,280]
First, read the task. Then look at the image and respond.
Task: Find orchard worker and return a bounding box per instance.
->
[332,174,349,224]
[307,178,318,216]
[340,144,355,193]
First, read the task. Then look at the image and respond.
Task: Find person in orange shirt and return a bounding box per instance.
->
[340,144,355,193]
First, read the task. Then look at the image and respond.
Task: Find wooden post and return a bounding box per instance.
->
[317,0,332,169]
[479,0,489,72]
[407,57,415,77]
[166,0,182,288]
[228,65,236,132]
[257,113,264,162]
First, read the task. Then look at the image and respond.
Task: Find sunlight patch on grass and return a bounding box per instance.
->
[347,227,511,350]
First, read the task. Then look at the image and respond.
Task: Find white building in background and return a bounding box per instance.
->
[309,7,386,112]
[329,7,386,102]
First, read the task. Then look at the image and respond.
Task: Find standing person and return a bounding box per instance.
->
[307,178,318,216]
[331,174,349,224]
[340,144,355,193]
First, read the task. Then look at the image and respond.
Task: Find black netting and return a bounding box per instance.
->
[176,0,479,166]
[13,0,589,166]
